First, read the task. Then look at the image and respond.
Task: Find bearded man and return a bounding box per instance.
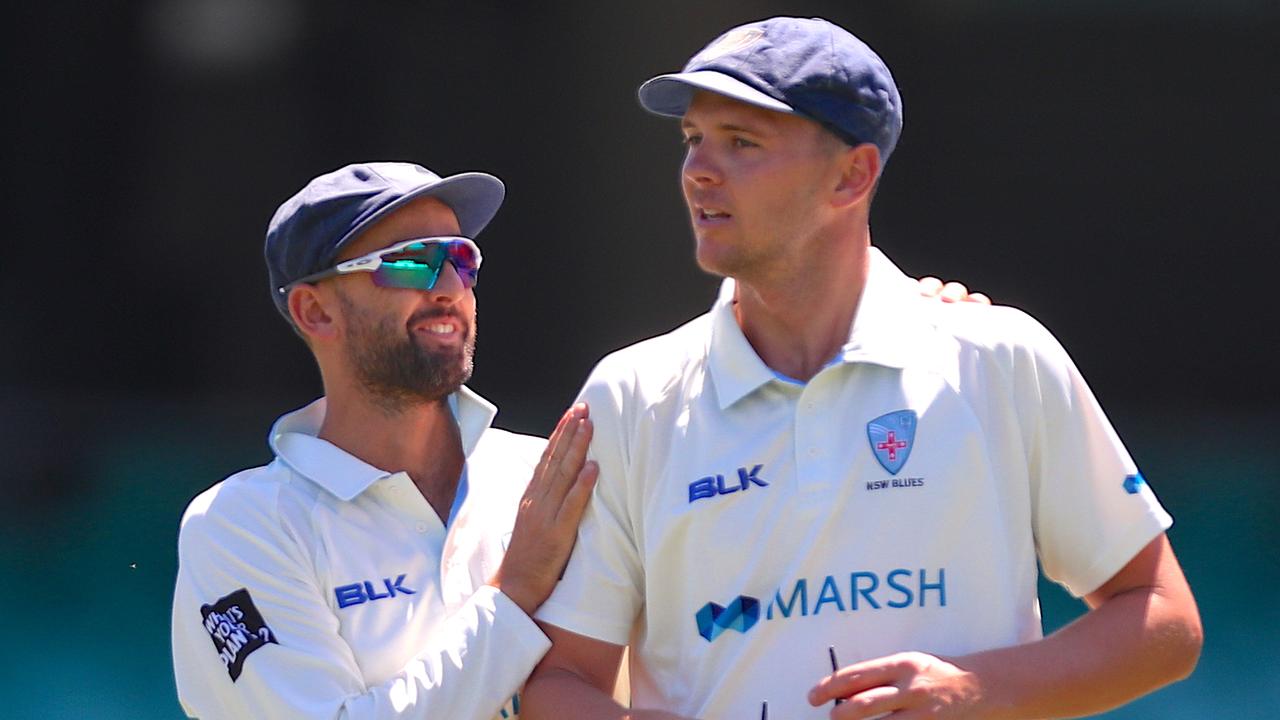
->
[170,162,597,719]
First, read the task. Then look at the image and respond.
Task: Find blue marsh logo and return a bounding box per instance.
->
[695,595,760,641]
[694,568,948,642]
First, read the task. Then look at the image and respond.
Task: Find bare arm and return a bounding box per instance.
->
[809,534,1202,719]
[523,623,693,720]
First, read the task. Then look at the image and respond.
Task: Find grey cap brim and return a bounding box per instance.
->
[638,70,796,117]
[334,171,505,253]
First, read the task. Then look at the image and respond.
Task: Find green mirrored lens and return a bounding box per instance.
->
[365,239,480,290]
[371,262,443,290]
[381,242,444,263]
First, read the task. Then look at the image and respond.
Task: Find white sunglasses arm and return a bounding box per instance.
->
[333,256,383,274]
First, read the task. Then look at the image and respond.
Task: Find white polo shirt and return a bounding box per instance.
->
[536,248,1172,719]
[172,387,550,719]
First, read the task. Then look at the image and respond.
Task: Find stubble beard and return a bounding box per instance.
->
[339,294,475,414]
[692,205,819,286]
[694,227,774,284]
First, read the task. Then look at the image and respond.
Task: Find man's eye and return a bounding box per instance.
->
[681,134,702,146]
[732,137,758,148]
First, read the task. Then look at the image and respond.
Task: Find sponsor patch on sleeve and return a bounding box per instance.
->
[200,588,278,681]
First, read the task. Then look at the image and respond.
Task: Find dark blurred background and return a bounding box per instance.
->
[2,1,1277,717]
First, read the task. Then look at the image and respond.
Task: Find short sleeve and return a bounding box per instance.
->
[535,357,645,645]
[1013,316,1173,597]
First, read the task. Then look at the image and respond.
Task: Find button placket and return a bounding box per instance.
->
[439,522,477,607]
[795,373,839,491]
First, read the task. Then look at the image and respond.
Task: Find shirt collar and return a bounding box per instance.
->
[837,247,937,369]
[267,385,498,502]
[707,247,937,410]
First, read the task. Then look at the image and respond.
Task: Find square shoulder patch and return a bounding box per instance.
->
[200,588,279,681]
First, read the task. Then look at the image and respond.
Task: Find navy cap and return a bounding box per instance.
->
[264,162,504,319]
[638,17,903,164]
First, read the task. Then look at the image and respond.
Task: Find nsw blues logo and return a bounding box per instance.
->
[867,409,918,475]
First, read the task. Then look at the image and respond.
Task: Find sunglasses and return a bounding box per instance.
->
[279,236,483,296]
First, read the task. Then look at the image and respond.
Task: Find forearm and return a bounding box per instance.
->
[522,666,631,719]
[342,586,552,719]
[522,668,687,720]
[960,585,1201,719]
[523,623,693,720]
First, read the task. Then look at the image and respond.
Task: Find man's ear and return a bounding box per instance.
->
[288,284,339,342]
[831,143,881,208]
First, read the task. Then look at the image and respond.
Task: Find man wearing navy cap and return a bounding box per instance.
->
[526,17,1201,719]
[169,156,978,720]
[171,162,599,719]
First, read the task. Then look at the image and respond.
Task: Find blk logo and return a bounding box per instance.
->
[688,464,768,503]
[335,574,416,609]
[696,595,760,642]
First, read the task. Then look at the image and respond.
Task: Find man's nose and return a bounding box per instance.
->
[683,144,722,187]
[427,261,467,302]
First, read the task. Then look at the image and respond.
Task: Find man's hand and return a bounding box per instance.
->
[806,537,1200,719]
[808,651,987,719]
[917,277,991,304]
[489,403,598,616]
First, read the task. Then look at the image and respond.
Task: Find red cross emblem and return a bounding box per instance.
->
[877,431,908,461]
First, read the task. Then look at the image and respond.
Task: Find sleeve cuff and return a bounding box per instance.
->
[534,598,633,647]
[483,585,552,658]
[1065,508,1173,597]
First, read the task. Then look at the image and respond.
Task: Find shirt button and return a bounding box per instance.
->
[415,522,428,533]
[808,448,818,457]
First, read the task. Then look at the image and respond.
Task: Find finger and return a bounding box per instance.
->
[810,659,901,705]
[967,292,992,305]
[554,402,592,494]
[549,416,594,500]
[833,685,902,720]
[939,281,968,303]
[550,462,598,582]
[536,406,577,474]
[526,423,566,503]
[534,404,585,498]
[916,276,944,297]
[556,460,599,526]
